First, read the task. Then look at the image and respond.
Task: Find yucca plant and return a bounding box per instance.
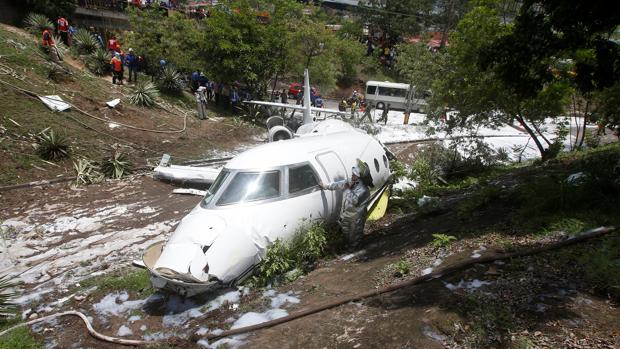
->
[157,66,184,94]
[73,28,99,55]
[86,47,111,75]
[24,13,54,34]
[128,81,160,107]
[36,129,69,161]
[73,158,104,185]
[100,152,133,179]
[0,274,17,316]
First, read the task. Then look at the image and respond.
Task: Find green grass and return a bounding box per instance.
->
[0,316,43,349]
[80,269,152,296]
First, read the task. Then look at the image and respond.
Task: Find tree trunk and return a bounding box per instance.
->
[514,114,548,160]
[577,100,589,149]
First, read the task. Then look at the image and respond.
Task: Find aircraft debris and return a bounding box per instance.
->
[172,188,207,196]
[38,95,70,112]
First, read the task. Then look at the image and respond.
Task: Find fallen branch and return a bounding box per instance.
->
[0,311,154,346]
[206,226,616,341]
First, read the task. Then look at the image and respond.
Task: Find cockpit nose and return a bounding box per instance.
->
[168,208,227,247]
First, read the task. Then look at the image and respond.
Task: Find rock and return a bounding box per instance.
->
[29,313,39,320]
[75,295,85,301]
[534,331,542,336]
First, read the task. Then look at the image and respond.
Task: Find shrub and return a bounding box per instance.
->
[430,233,457,248]
[36,129,69,161]
[73,158,103,184]
[128,81,159,107]
[46,63,71,82]
[86,48,111,75]
[157,66,184,94]
[73,29,99,55]
[249,223,333,287]
[100,152,133,179]
[24,13,53,34]
[393,259,411,277]
[0,274,17,315]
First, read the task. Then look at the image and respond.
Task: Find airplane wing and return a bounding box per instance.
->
[244,100,344,115]
[244,100,306,110]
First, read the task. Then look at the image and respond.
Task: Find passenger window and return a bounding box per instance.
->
[366,85,376,95]
[217,171,280,205]
[289,165,318,194]
[374,158,380,172]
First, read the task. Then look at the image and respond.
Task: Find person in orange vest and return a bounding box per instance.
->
[57,16,69,46]
[110,53,123,85]
[41,26,59,61]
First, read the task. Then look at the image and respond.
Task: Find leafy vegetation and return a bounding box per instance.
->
[73,158,103,184]
[35,129,69,161]
[393,259,411,277]
[156,66,184,95]
[86,48,111,75]
[249,223,336,287]
[0,326,42,349]
[23,13,53,34]
[128,81,160,107]
[430,233,457,248]
[0,275,16,315]
[100,152,133,179]
[72,28,99,55]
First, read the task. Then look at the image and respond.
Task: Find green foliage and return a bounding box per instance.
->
[335,37,365,85]
[430,233,457,248]
[100,152,133,179]
[128,81,159,107]
[73,29,98,55]
[35,129,69,161]
[249,223,333,287]
[23,13,53,34]
[20,0,77,20]
[157,66,184,95]
[86,48,111,75]
[0,326,42,349]
[46,63,70,82]
[393,259,411,277]
[73,158,103,185]
[80,269,151,295]
[250,239,292,287]
[456,186,502,218]
[0,275,17,315]
[50,35,66,60]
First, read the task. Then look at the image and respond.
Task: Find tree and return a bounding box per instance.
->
[357,0,436,40]
[334,37,365,85]
[198,0,302,98]
[478,0,620,147]
[416,5,571,160]
[10,0,77,20]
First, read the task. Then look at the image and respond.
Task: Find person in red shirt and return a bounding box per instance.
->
[107,36,120,52]
[110,53,123,85]
[57,17,69,46]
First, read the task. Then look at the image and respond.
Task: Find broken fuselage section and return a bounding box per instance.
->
[143,120,391,296]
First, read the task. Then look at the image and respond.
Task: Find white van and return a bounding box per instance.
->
[365,81,429,112]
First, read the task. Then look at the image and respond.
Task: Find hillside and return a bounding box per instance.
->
[0,24,259,186]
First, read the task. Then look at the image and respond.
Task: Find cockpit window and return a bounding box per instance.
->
[200,170,230,208]
[217,170,281,206]
[289,165,318,194]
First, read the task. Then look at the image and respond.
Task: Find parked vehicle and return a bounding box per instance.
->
[365,80,429,112]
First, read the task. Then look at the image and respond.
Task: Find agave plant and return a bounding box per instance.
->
[157,66,184,94]
[128,81,160,107]
[86,48,111,75]
[36,129,69,161]
[73,29,99,55]
[24,12,54,34]
[73,158,104,185]
[45,34,67,62]
[100,152,133,179]
[0,274,17,315]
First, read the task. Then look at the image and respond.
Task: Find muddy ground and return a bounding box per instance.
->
[1,166,618,349]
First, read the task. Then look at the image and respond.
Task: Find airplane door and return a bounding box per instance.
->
[315,151,347,221]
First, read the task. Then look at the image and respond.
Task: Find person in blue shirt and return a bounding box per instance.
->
[125,48,138,83]
[190,71,200,91]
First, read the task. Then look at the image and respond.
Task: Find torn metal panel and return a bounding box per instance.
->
[153,164,221,185]
[39,95,71,111]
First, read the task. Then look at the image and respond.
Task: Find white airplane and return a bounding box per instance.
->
[142,70,393,296]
